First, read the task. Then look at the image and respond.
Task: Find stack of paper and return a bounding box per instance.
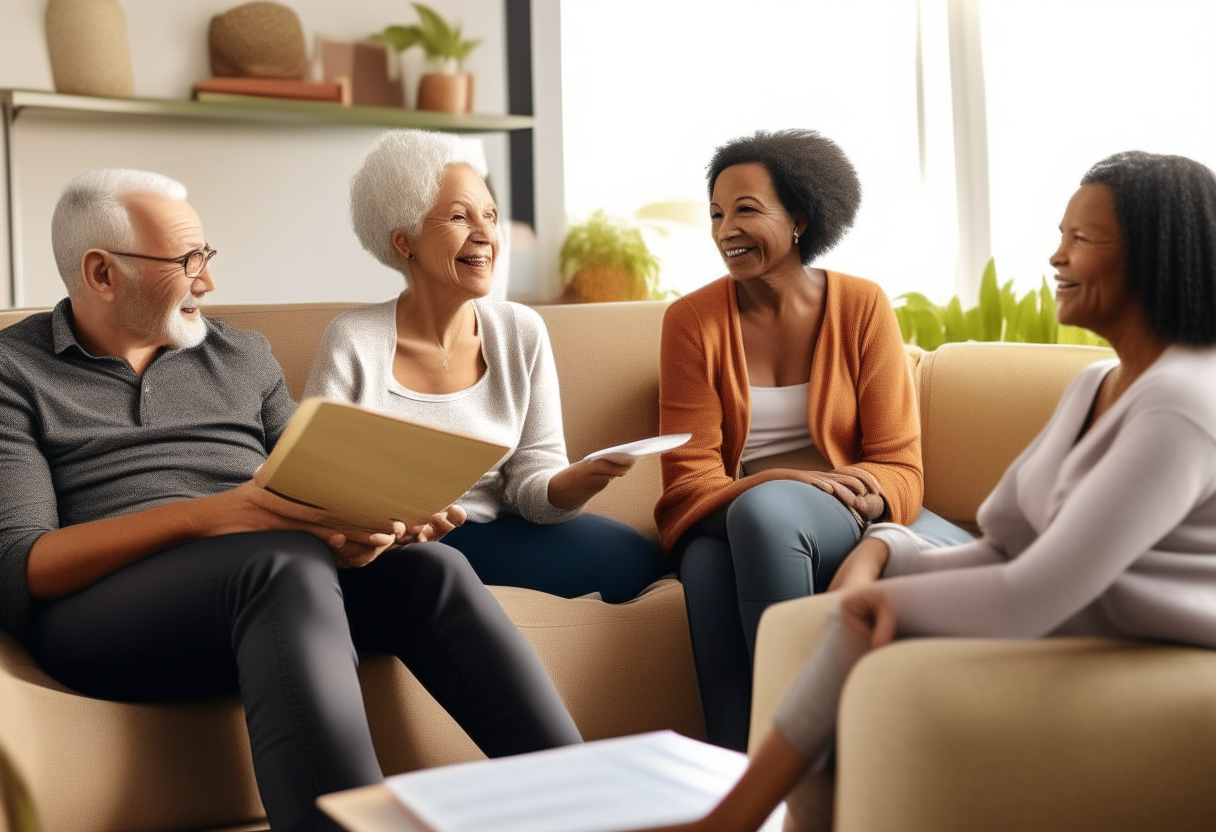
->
[384,731,784,832]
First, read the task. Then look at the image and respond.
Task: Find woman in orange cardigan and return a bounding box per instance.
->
[657,129,971,749]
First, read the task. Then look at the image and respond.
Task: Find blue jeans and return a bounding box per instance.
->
[443,512,669,604]
[678,480,973,750]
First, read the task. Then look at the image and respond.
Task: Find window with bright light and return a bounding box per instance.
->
[560,0,959,301]
[981,0,1216,294]
[559,1,1216,306]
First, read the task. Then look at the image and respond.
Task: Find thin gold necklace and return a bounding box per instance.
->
[438,305,472,371]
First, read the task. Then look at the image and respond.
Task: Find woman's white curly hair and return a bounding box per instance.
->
[349,129,491,278]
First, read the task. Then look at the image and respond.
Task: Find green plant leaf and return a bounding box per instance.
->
[895,258,1112,348]
[963,305,985,340]
[453,36,482,62]
[893,305,913,342]
[414,3,454,44]
[998,278,1019,342]
[1039,276,1058,344]
[908,308,944,351]
[897,292,940,312]
[1014,291,1041,342]
[374,24,423,52]
[380,3,480,61]
[942,295,967,342]
[978,258,1001,341]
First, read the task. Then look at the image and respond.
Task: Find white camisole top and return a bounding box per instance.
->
[741,383,816,465]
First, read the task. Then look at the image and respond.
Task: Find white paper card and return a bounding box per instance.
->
[385,731,782,832]
[582,433,692,461]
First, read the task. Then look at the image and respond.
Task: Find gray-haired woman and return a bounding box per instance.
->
[305,129,666,603]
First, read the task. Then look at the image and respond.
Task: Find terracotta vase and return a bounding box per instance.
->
[565,264,648,303]
[417,72,472,113]
[45,0,134,98]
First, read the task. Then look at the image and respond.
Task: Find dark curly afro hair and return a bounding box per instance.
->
[1081,151,1216,345]
[706,129,861,265]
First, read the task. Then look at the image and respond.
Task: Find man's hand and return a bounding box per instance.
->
[199,481,402,565]
[827,537,891,593]
[547,455,637,510]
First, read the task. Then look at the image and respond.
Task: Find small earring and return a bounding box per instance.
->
[793,230,800,244]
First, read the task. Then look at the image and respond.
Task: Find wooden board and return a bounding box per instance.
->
[258,398,509,531]
[318,786,426,832]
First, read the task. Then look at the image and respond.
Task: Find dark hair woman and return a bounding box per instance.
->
[655,129,972,750]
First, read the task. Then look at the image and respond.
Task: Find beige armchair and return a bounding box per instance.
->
[750,341,1216,831]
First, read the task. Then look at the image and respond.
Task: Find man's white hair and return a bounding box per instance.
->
[349,129,490,275]
[51,169,188,295]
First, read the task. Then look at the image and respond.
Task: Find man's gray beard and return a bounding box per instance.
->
[117,270,207,349]
[163,301,207,349]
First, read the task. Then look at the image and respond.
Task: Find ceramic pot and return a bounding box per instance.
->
[417,72,472,113]
[563,264,650,303]
[45,0,134,97]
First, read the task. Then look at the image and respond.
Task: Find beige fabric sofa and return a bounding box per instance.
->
[0,301,697,832]
[1,300,1194,832]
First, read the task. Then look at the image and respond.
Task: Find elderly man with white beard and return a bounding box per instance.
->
[0,169,581,832]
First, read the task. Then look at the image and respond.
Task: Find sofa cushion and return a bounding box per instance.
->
[536,301,671,540]
[915,341,1112,527]
[205,304,362,400]
[0,631,262,832]
[0,579,701,832]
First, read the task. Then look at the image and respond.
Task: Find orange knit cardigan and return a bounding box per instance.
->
[654,272,923,552]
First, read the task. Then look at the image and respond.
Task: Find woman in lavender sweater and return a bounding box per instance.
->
[650,151,1216,832]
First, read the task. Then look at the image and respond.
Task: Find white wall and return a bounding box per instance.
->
[0,0,512,308]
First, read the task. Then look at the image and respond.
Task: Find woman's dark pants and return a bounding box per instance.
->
[678,480,972,751]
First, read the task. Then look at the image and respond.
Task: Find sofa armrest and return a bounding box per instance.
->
[752,597,1216,832]
[836,637,1216,832]
[749,594,843,754]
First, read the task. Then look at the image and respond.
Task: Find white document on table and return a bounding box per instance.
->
[582,433,692,462]
[384,730,784,832]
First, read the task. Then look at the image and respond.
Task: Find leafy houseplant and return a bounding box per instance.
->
[893,258,1107,351]
[372,3,480,112]
[560,211,663,303]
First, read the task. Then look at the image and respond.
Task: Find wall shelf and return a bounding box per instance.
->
[1,88,535,132]
[0,88,534,308]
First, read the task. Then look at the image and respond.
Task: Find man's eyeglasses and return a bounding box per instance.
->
[107,244,218,278]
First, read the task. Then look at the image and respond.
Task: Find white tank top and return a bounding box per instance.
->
[741,383,816,465]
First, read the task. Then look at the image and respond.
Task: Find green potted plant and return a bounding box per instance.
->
[373,3,480,112]
[893,258,1108,350]
[559,211,663,303]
